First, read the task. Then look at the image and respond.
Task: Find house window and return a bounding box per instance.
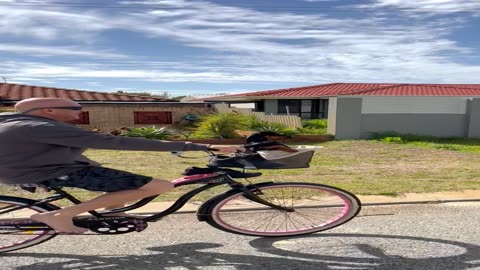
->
[277,99,328,119]
[70,111,90,125]
[134,111,172,124]
[278,100,300,114]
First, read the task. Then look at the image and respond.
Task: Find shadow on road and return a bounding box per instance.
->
[2,234,480,270]
[250,233,480,270]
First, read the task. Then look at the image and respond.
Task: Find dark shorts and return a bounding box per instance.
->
[41,167,153,192]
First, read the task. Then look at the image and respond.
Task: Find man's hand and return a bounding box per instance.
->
[209,145,241,153]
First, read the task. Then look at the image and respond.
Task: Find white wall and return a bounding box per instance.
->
[361,96,470,114]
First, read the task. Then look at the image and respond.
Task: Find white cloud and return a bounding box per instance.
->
[0,44,127,58]
[365,0,480,13]
[1,0,480,89]
[0,4,112,40]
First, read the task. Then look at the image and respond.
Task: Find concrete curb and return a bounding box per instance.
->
[130,190,480,215]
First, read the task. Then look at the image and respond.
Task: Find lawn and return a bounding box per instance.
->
[3,139,480,202]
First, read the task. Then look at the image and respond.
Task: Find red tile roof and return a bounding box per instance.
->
[349,84,480,96]
[0,83,170,102]
[206,83,480,100]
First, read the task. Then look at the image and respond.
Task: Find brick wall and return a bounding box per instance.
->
[76,103,213,131]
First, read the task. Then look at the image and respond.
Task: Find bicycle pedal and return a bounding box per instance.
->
[73,216,148,234]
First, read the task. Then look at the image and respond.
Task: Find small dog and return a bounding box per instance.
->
[245,132,297,153]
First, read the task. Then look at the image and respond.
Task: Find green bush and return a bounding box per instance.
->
[296,127,327,135]
[380,136,404,144]
[302,119,327,129]
[297,119,328,135]
[250,118,298,135]
[193,112,250,139]
[121,126,173,140]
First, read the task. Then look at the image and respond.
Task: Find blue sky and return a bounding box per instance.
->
[1,0,480,97]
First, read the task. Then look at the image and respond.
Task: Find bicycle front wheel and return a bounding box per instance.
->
[205,182,361,237]
[0,196,58,253]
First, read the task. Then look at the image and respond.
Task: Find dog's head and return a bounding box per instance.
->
[246,131,292,144]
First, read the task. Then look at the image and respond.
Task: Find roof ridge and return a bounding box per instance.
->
[203,83,345,99]
[0,82,167,101]
[341,83,480,96]
[251,82,343,96]
[419,84,480,91]
[340,83,409,95]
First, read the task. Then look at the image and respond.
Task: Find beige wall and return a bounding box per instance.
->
[76,103,213,131]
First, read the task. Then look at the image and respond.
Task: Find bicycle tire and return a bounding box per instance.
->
[0,195,59,253]
[204,182,361,237]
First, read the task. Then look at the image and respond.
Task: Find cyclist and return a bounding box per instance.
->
[0,97,237,233]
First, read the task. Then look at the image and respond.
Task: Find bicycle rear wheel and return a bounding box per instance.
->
[0,196,58,253]
[204,182,361,237]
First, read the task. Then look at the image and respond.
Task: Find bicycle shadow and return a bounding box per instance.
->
[2,234,480,270]
[250,233,480,270]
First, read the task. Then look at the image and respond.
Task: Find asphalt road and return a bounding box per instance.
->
[1,202,480,270]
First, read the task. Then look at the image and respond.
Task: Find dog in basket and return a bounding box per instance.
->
[244,131,298,153]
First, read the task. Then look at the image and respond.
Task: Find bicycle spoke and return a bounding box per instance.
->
[0,198,56,253]
[208,183,360,236]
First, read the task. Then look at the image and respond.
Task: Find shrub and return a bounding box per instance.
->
[193,112,251,139]
[296,127,327,135]
[302,119,327,129]
[380,136,404,144]
[121,126,173,140]
[298,119,328,135]
[249,118,298,135]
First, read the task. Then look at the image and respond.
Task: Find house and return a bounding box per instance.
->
[204,83,480,139]
[0,83,213,131]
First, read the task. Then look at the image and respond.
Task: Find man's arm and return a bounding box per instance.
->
[27,122,210,152]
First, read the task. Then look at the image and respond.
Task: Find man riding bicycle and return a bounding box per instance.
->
[0,97,237,233]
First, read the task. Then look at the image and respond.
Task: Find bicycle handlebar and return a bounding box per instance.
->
[170,148,220,159]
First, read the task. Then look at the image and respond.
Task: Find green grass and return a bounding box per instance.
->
[372,133,480,153]
[3,139,480,203]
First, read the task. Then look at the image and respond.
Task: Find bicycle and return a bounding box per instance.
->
[0,145,361,254]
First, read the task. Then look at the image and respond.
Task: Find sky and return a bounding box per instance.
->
[1,0,480,97]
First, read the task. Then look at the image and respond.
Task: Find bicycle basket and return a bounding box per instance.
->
[208,147,316,169]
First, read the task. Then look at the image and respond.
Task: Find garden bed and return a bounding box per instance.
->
[177,135,334,145]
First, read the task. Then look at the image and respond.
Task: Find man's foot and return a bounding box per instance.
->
[31,212,88,234]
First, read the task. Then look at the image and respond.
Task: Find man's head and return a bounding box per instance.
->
[15,98,82,123]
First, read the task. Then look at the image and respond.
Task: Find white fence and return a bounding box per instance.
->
[213,104,302,128]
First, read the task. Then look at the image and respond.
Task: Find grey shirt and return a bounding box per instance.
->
[0,113,209,184]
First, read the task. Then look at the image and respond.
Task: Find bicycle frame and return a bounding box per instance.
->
[0,170,284,227]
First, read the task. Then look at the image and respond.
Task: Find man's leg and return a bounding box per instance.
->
[31,179,173,233]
